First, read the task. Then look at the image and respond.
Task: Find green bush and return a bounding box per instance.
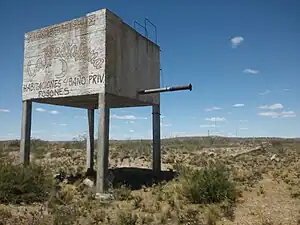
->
[179,164,239,204]
[0,159,53,204]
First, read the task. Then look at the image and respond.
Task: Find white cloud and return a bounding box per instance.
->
[111,115,136,120]
[231,36,244,48]
[111,114,147,120]
[0,109,10,113]
[125,120,135,124]
[161,122,172,127]
[239,127,248,130]
[232,103,244,108]
[283,89,290,92]
[259,90,271,95]
[32,130,44,134]
[204,106,222,112]
[120,109,134,114]
[36,108,46,112]
[258,103,283,110]
[205,117,226,122]
[281,111,296,118]
[36,108,59,115]
[49,110,59,115]
[200,124,217,128]
[258,111,278,117]
[239,120,248,123]
[243,69,259,74]
[129,129,135,133]
[257,110,296,118]
[59,123,67,126]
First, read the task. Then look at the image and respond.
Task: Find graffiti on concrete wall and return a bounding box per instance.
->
[23,40,105,99]
[25,14,96,43]
[26,42,104,79]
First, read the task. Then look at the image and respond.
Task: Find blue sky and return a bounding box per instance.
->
[0,0,299,140]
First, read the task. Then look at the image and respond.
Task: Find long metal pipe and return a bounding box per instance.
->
[138,83,192,94]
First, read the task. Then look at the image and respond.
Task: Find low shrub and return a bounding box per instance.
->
[0,159,53,204]
[179,164,239,204]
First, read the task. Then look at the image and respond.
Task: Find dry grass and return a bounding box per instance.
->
[0,137,300,224]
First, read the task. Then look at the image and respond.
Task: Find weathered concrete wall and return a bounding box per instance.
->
[105,10,160,105]
[22,10,106,100]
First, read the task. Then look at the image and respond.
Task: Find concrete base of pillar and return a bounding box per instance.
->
[95,192,114,201]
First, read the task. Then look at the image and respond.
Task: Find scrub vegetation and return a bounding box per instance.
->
[0,137,300,224]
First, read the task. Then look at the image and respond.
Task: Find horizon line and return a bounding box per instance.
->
[1,135,300,142]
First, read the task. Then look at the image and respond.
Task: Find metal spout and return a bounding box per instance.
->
[138,83,192,94]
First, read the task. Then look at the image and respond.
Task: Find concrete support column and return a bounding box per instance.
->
[96,93,110,194]
[20,100,32,165]
[86,109,95,172]
[152,104,161,173]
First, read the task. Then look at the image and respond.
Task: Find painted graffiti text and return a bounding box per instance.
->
[43,42,104,69]
[23,73,105,98]
[26,42,104,79]
[25,14,96,42]
[38,88,70,98]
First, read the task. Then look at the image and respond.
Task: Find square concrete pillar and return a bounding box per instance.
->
[86,109,95,172]
[96,93,110,194]
[20,100,32,165]
[152,104,161,173]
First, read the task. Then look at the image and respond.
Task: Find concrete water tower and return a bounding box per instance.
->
[21,8,192,197]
